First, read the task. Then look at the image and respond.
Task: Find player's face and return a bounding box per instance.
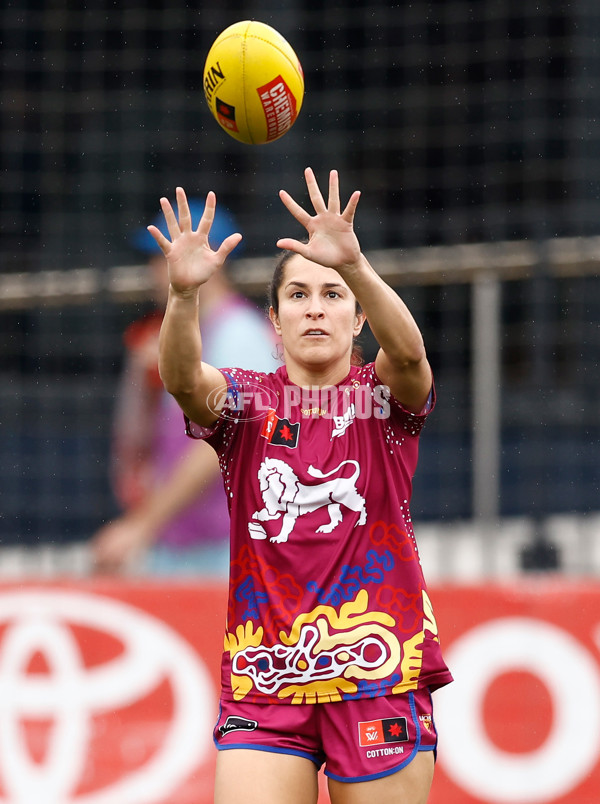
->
[269,255,364,377]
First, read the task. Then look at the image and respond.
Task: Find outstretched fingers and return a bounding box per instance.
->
[159,195,180,242]
[177,186,220,242]
[304,166,327,213]
[196,190,217,239]
[146,222,172,255]
[341,189,361,223]
[175,186,193,232]
[327,169,341,213]
[276,236,308,257]
[279,189,313,228]
[217,232,243,261]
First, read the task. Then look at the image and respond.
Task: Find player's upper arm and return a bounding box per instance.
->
[171,362,228,428]
[374,348,433,415]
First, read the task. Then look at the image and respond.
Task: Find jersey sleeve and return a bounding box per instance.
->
[368,363,436,437]
[184,367,271,451]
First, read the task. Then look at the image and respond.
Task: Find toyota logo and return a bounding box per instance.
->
[436,616,600,803]
[0,589,216,803]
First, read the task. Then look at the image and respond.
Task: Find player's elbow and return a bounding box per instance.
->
[391,336,427,370]
[159,368,202,398]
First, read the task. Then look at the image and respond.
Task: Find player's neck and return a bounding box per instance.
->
[284,357,352,389]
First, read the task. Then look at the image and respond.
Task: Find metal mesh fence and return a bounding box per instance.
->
[1,1,599,554]
[4,1,600,270]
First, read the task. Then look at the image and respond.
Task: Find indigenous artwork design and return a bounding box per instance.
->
[226,514,442,702]
[225,539,440,705]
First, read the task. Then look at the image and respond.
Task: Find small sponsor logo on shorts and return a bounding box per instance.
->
[366,746,405,758]
[218,715,258,737]
[419,713,433,732]
[358,716,408,747]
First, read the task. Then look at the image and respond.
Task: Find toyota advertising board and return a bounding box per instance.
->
[0,582,227,804]
[0,581,597,803]
[431,583,600,804]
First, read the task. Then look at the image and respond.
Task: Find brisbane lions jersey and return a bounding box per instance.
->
[187,363,452,705]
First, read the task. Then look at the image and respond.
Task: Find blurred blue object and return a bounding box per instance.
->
[131,198,241,256]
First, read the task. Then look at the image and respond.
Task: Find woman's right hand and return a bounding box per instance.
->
[148,186,242,294]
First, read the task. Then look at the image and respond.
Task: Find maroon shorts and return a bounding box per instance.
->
[214,688,437,783]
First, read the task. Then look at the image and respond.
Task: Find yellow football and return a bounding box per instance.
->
[203,20,304,145]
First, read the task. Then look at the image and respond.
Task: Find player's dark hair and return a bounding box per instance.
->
[268,249,364,366]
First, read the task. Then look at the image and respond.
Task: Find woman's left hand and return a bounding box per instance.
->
[277,168,362,274]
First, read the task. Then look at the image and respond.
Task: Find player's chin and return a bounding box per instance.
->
[299,339,332,357]
[301,335,330,346]
[300,342,348,367]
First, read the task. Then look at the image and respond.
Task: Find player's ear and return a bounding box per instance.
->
[269,306,282,335]
[353,311,366,336]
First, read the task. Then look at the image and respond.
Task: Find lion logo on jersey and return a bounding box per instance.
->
[249,457,367,543]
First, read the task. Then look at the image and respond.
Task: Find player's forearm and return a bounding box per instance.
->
[158,286,204,395]
[343,255,426,367]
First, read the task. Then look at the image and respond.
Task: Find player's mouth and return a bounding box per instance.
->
[303,328,329,337]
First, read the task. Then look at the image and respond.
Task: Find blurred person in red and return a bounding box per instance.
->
[91,199,279,576]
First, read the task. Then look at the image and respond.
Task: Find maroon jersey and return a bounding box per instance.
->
[188,363,452,704]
